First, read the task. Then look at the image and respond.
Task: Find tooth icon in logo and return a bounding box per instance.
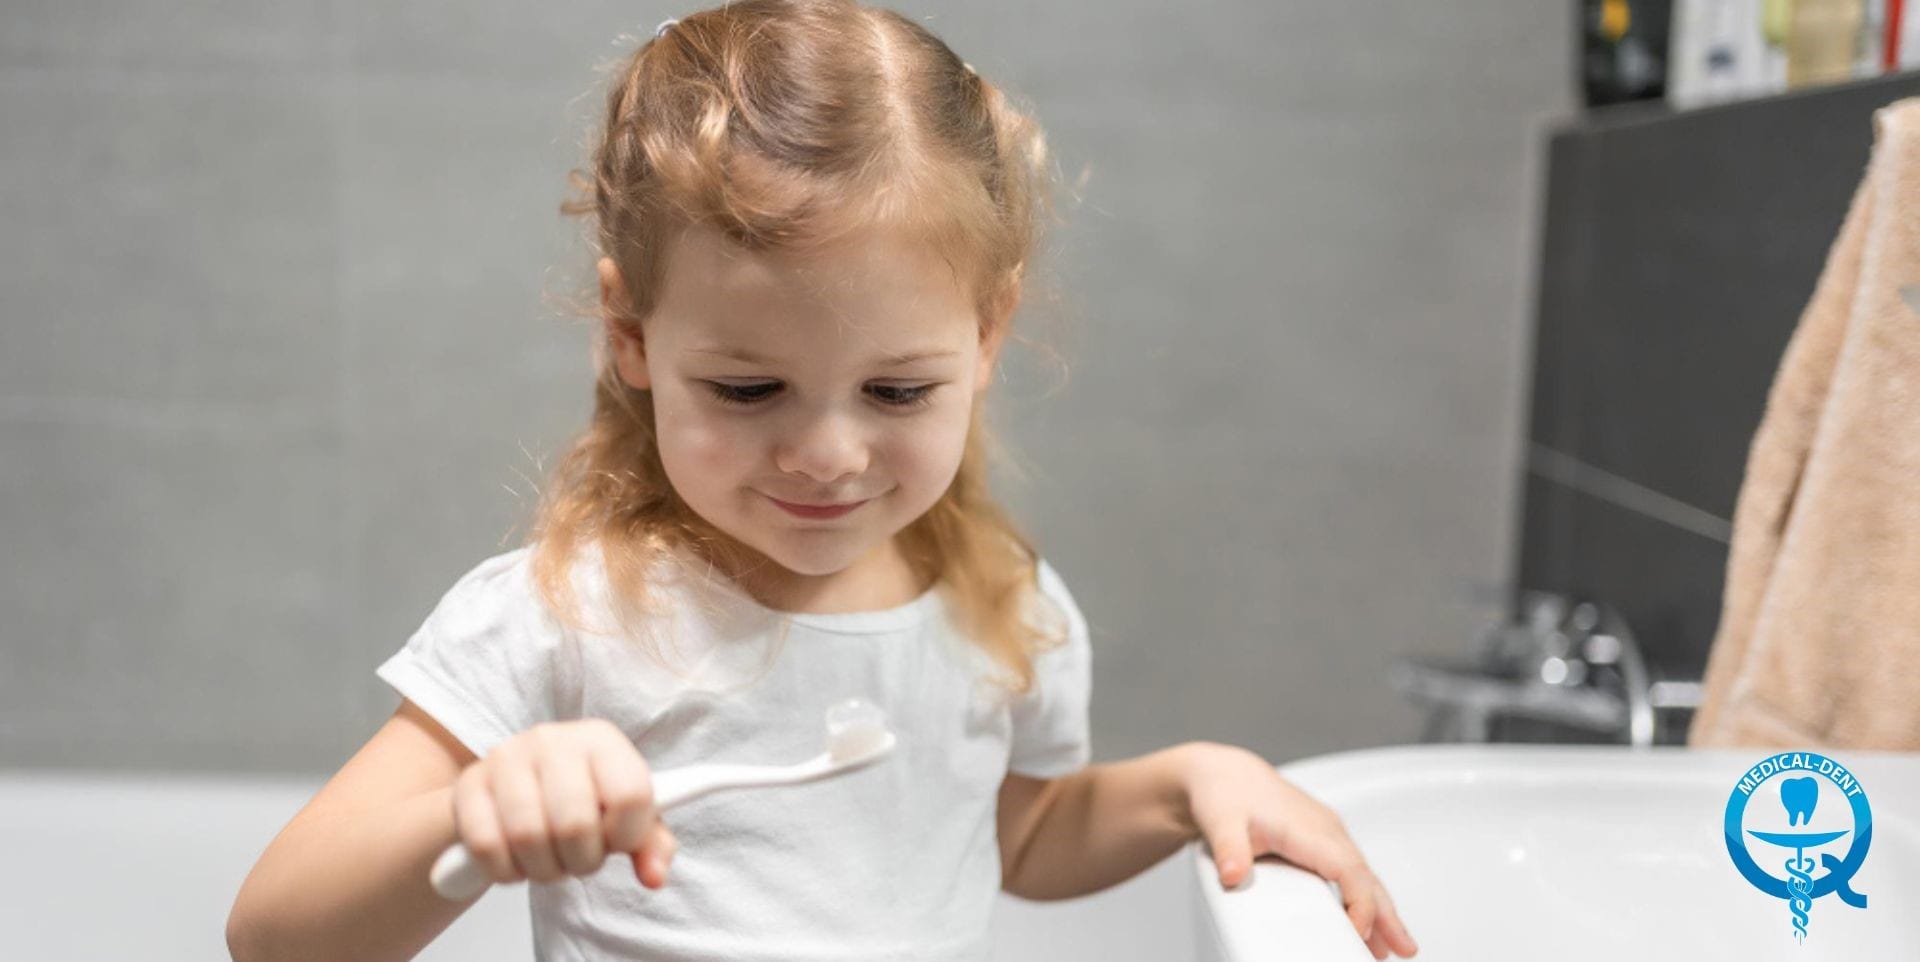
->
[1781,776,1819,827]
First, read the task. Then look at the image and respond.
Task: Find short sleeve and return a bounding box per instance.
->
[374,547,568,760]
[1007,558,1093,778]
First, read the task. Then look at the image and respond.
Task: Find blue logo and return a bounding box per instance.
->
[1723,752,1872,943]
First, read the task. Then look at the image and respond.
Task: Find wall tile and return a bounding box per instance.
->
[335,74,599,721]
[0,68,341,414]
[0,414,353,771]
[0,0,335,72]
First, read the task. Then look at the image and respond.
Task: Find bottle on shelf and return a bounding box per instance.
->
[1582,0,1675,107]
[1784,0,1868,88]
[1665,0,1911,109]
[1669,0,1782,108]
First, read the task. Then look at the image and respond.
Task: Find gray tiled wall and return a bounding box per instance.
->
[1,1,1576,775]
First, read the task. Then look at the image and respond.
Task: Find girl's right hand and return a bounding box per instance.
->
[452,718,678,889]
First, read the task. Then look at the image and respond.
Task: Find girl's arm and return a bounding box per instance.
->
[226,700,480,962]
[997,741,1420,959]
[995,743,1195,900]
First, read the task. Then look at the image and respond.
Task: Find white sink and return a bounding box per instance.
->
[1190,744,1920,961]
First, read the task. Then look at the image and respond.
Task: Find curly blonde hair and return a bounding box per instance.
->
[527,0,1074,693]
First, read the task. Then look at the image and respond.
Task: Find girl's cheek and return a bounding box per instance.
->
[677,419,754,475]
[655,401,753,481]
[894,412,969,497]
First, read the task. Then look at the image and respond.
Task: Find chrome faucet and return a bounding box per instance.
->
[1390,590,1701,747]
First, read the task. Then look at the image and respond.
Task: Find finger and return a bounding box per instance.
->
[538,745,606,875]
[1362,890,1400,961]
[492,755,564,882]
[1191,804,1254,888]
[1374,884,1419,957]
[633,816,678,889]
[1339,866,1380,946]
[586,728,655,853]
[1366,923,1390,960]
[454,765,519,883]
[1256,811,1378,942]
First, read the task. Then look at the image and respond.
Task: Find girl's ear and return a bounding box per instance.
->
[974,278,1020,392]
[600,257,651,392]
[975,321,1009,392]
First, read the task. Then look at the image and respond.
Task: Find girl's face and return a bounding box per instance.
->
[602,222,1007,596]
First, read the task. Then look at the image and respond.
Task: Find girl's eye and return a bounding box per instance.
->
[703,381,781,406]
[866,383,939,409]
[700,381,940,410]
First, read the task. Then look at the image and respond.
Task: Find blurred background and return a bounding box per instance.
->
[4,1,1918,959]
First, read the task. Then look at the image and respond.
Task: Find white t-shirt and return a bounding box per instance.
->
[375,540,1092,962]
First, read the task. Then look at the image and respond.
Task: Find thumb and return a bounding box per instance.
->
[631,816,678,889]
[1194,807,1254,889]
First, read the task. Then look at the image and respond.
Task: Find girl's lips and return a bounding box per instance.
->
[765,494,869,519]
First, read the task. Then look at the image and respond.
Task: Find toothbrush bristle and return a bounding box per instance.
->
[825,697,892,762]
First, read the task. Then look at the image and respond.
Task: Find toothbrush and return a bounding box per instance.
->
[429,697,897,901]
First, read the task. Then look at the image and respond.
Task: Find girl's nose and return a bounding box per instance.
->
[773,409,869,485]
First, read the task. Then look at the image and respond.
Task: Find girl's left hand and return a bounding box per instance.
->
[1178,741,1419,960]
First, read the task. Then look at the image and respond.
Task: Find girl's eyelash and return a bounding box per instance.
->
[701,381,940,409]
[866,383,939,409]
[703,381,781,406]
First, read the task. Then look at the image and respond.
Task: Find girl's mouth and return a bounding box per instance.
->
[765,494,869,519]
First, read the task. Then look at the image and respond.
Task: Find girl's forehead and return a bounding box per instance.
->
[666,221,965,300]
[657,223,977,350]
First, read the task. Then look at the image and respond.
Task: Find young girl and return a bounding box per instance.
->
[228,2,1418,959]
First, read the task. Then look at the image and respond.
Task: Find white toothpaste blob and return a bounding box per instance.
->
[824,697,891,762]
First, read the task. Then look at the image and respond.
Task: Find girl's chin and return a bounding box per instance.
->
[757,529,908,579]
[756,538,875,577]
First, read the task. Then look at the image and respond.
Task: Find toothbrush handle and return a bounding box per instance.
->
[429,842,493,902]
[427,761,810,901]
[652,762,810,808]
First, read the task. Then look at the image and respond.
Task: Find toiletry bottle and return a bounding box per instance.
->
[1583,0,1674,107]
[1786,0,1867,88]
[1671,0,1778,108]
[1900,0,1920,68]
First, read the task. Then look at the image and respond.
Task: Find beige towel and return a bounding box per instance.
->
[1688,97,1920,751]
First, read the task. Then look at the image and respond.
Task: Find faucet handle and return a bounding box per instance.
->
[1647,679,1703,709]
[1582,630,1622,664]
[1521,590,1570,635]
